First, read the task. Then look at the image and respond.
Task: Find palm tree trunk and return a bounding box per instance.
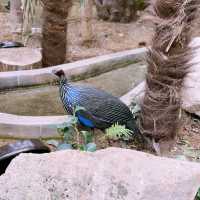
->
[140,0,199,153]
[80,0,94,46]
[41,0,72,67]
[0,3,3,11]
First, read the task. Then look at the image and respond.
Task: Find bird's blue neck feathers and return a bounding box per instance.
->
[59,75,69,86]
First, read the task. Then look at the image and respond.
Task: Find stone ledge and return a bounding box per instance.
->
[0,48,147,90]
[0,113,71,139]
[120,81,145,106]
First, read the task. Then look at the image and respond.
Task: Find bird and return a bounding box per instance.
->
[53,69,143,139]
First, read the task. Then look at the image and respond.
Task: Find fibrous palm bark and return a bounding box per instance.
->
[80,0,94,46]
[140,0,200,153]
[41,0,72,67]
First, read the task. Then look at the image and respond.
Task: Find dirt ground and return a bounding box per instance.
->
[1,7,200,162]
[0,10,155,62]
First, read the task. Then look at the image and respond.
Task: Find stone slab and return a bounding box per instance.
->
[0,47,41,71]
[0,148,199,200]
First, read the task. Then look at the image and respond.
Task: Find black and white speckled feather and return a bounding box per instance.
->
[55,69,141,136]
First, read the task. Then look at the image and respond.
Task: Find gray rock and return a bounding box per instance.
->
[181,37,200,116]
[0,148,200,200]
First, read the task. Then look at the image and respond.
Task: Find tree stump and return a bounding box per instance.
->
[0,47,42,71]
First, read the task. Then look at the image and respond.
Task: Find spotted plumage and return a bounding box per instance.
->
[53,69,142,136]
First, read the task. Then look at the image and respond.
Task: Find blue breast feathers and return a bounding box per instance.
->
[67,88,79,101]
[77,114,95,128]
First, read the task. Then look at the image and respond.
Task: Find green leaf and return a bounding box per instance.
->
[57,123,73,135]
[106,123,132,140]
[196,188,200,199]
[81,131,93,144]
[63,127,74,142]
[182,148,200,160]
[175,155,188,161]
[78,144,87,151]
[57,143,73,151]
[63,126,70,132]
[135,0,146,10]
[70,116,78,125]
[57,123,69,129]
[86,143,97,152]
[60,121,75,128]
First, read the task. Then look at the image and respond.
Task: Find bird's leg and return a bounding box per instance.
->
[73,124,80,146]
[91,128,96,143]
[91,128,95,135]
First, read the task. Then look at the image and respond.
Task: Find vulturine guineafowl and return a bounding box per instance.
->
[53,69,143,140]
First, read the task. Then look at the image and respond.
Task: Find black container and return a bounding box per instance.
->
[0,139,50,175]
[0,41,24,48]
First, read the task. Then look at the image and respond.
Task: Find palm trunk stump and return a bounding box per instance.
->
[41,0,72,67]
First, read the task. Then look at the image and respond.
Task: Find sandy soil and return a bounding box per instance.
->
[0,10,155,62]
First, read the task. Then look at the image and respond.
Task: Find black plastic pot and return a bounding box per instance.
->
[0,41,24,48]
[0,140,50,175]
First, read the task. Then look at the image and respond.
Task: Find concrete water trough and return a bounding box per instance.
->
[0,47,147,90]
[0,48,147,139]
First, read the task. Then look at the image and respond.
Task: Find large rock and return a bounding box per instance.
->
[182,37,200,116]
[0,148,200,200]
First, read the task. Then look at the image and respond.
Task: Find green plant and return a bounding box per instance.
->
[134,0,146,11]
[105,123,132,141]
[195,188,200,200]
[47,106,96,152]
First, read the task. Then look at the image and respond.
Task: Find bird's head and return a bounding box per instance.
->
[52,69,66,79]
[52,69,68,84]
